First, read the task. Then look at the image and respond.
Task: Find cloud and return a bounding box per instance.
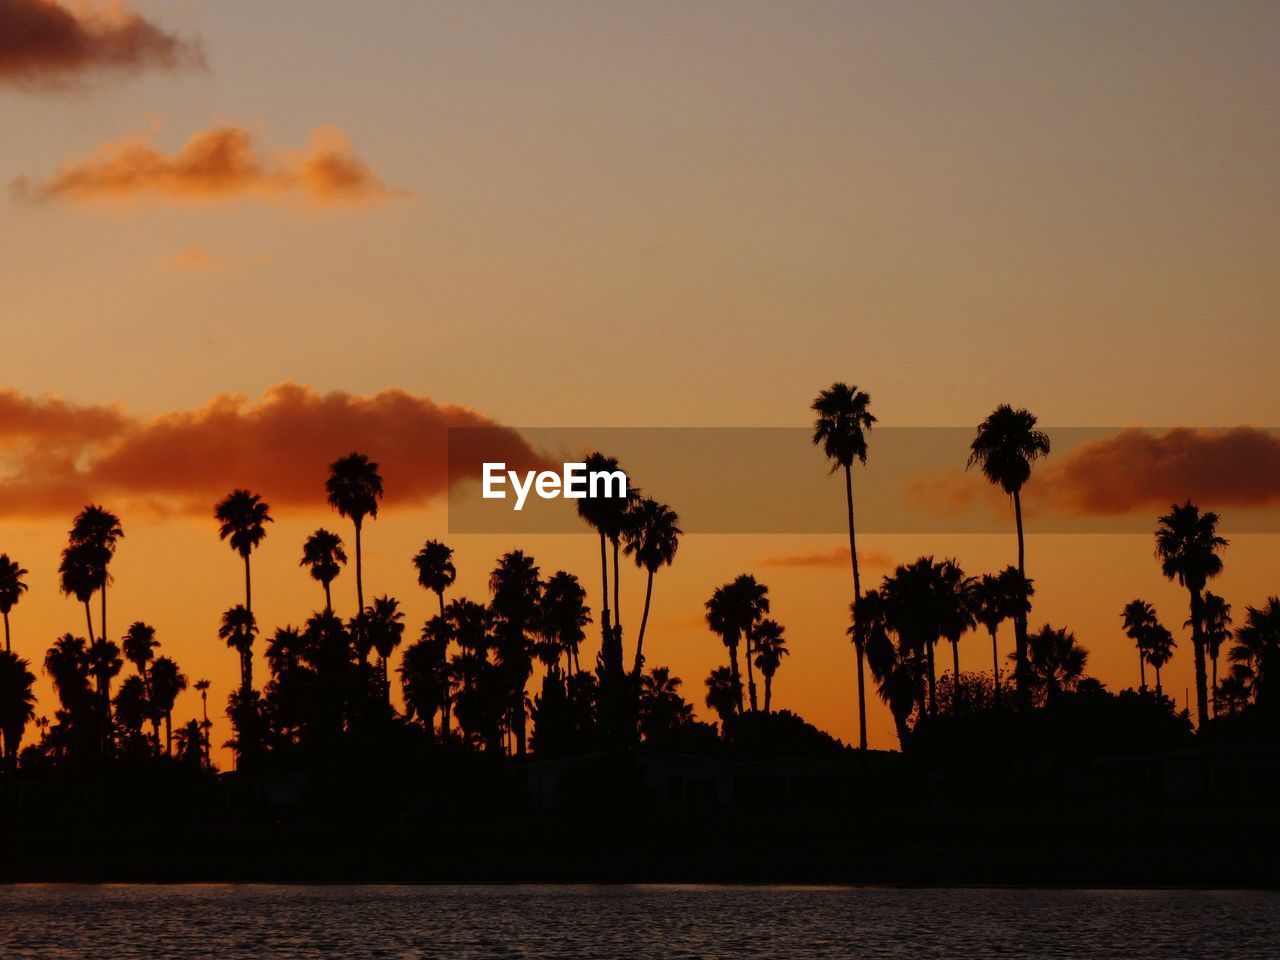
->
[12,124,401,207]
[759,547,894,572]
[0,0,202,86]
[1039,427,1280,516]
[0,384,547,519]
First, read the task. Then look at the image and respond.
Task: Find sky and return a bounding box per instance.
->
[1,0,1278,762]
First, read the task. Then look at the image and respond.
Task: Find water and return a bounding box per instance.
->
[1,884,1277,959]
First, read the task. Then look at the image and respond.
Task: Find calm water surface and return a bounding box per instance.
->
[1,884,1277,959]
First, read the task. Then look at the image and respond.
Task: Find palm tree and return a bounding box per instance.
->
[87,638,122,741]
[858,588,919,748]
[1155,501,1228,729]
[58,543,100,644]
[215,490,273,615]
[219,604,258,695]
[401,617,453,739]
[704,666,742,729]
[1023,625,1088,705]
[880,558,945,717]
[300,529,346,615]
[968,405,1050,707]
[1230,597,1280,711]
[412,539,456,618]
[122,621,159,685]
[0,555,29,654]
[972,574,1008,701]
[148,655,187,755]
[638,667,694,743]
[622,497,681,678]
[326,453,384,617]
[0,650,36,769]
[705,576,770,713]
[1198,592,1233,717]
[1144,623,1176,698]
[70,506,123,644]
[489,550,542,756]
[1121,600,1158,690]
[173,719,205,767]
[752,619,788,713]
[811,382,876,750]
[194,678,211,766]
[575,452,626,676]
[937,559,976,706]
[539,571,591,676]
[364,595,406,704]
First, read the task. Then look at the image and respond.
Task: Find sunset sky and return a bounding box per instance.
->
[2,1,1278,761]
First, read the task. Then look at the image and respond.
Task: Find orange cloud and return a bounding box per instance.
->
[760,547,894,572]
[0,0,202,86]
[1040,427,1280,516]
[0,384,545,518]
[12,125,400,207]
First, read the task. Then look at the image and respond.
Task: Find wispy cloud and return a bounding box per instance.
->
[759,547,894,572]
[0,0,202,87]
[12,125,402,208]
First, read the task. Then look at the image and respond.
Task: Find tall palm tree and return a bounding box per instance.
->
[622,497,681,679]
[412,539,456,618]
[1144,623,1176,698]
[194,678,211,766]
[70,506,123,645]
[300,529,346,615]
[148,655,187,755]
[0,555,29,654]
[811,382,876,750]
[752,619,788,713]
[880,558,945,717]
[1023,624,1088,705]
[968,405,1050,708]
[87,638,122,742]
[219,604,258,695]
[364,595,406,704]
[858,588,919,749]
[326,453,384,617]
[1121,600,1158,690]
[489,550,542,756]
[1198,592,1233,717]
[972,573,1008,701]
[215,490,273,616]
[0,651,36,768]
[58,543,100,644]
[1155,501,1228,729]
[705,576,769,713]
[1229,597,1280,711]
[575,452,626,676]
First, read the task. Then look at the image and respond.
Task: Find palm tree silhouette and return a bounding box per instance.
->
[880,558,945,717]
[148,655,187,755]
[576,453,627,672]
[705,576,769,713]
[400,616,452,740]
[122,621,159,689]
[1155,501,1228,729]
[215,490,273,616]
[752,618,788,713]
[0,651,36,769]
[412,539,456,618]
[1144,622,1176,698]
[364,595,406,704]
[972,573,1008,702]
[968,405,1050,708]
[219,604,258,696]
[1197,592,1232,718]
[704,665,741,728]
[1121,599,1158,690]
[70,506,123,645]
[1023,625,1088,705]
[857,588,919,748]
[326,453,384,618]
[58,543,100,644]
[639,667,694,742]
[173,718,205,767]
[489,550,542,755]
[811,382,876,750]
[0,555,29,654]
[937,559,976,708]
[301,529,346,615]
[87,638,122,745]
[1229,597,1280,711]
[194,678,211,766]
[622,497,681,679]
[539,571,591,676]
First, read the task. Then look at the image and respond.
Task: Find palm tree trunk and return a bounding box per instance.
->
[100,585,107,649]
[244,554,252,615]
[354,520,365,615]
[744,629,759,712]
[729,641,743,713]
[165,712,172,756]
[1155,665,1163,698]
[631,569,654,679]
[926,639,937,716]
[845,464,868,750]
[83,600,95,644]
[1188,587,1210,730]
[764,674,772,714]
[1139,648,1147,689]
[597,532,612,657]
[2,611,8,653]
[1013,489,1029,710]
[611,538,622,644]
[1211,654,1219,718]
[324,581,332,616]
[990,628,1001,702]
[951,638,961,711]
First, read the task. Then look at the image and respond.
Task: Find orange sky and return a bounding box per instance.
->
[2,1,1278,763]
